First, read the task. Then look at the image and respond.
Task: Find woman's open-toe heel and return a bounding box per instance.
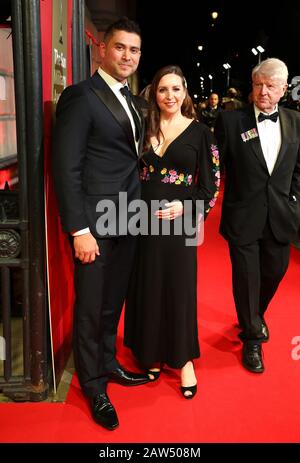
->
[180,384,197,399]
[147,368,161,381]
[180,360,197,399]
[147,363,163,381]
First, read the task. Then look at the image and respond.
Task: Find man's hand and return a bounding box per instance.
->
[74,233,100,263]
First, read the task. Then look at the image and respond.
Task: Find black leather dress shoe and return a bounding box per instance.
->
[109,367,150,386]
[261,318,269,342]
[91,392,119,430]
[242,343,264,373]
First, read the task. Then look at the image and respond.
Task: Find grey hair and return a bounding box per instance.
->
[252,58,288,84]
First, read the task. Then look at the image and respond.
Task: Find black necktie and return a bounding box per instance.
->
[258,111,279,123]
[120,85,141,142]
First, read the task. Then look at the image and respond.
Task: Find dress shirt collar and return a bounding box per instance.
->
[97,67,127,92]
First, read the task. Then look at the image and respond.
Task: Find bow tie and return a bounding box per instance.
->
[258,111,279,123]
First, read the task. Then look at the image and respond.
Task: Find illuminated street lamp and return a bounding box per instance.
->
[210,11,219,27]
[208,74,213,92]
[257,45,265,53]
[223,63,231,88]
[199,76,204,95]
[251,45,265,63]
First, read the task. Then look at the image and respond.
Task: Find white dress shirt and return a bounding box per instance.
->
[254,104,281,175]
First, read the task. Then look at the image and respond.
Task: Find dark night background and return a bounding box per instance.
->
[136,1,300,101]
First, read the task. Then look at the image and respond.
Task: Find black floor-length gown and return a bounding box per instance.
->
[124,120,219,369]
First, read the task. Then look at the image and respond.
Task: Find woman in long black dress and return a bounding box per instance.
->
[124,65,220,398]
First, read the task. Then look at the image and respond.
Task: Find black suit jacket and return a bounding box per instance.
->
[53,72,145,237]
[215,105,300,245]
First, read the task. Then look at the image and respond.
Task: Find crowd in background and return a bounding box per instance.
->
[195,86,300,133]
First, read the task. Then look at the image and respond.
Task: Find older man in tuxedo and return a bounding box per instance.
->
[215,58,300,373]
[53,17,149,430]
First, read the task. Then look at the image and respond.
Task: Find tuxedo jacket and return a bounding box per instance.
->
[53,72,145,237]
[215,105,300,245]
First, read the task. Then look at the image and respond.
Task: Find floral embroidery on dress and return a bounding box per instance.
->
[140,165,153,181]
[160,168,193,186]
[140,165,193,185]
[205,144,220,213]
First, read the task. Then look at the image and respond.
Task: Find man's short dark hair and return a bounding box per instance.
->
[104,16,141,42]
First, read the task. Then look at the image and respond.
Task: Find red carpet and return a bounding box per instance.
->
[1,188,300,443]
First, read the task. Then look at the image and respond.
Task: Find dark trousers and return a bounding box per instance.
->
[72,235,136,397]
[228,221,290,343]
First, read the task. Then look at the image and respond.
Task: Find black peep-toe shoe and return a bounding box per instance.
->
[146,364,163,381]
[147,369,161,381]
[180,384,197,399]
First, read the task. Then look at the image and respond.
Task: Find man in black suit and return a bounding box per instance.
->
[197,92,222,132]
[215,58,300,373]
[53,17,149,430]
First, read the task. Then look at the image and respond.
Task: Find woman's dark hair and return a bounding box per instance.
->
[146,65,196,148]
[104,16,141,42]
